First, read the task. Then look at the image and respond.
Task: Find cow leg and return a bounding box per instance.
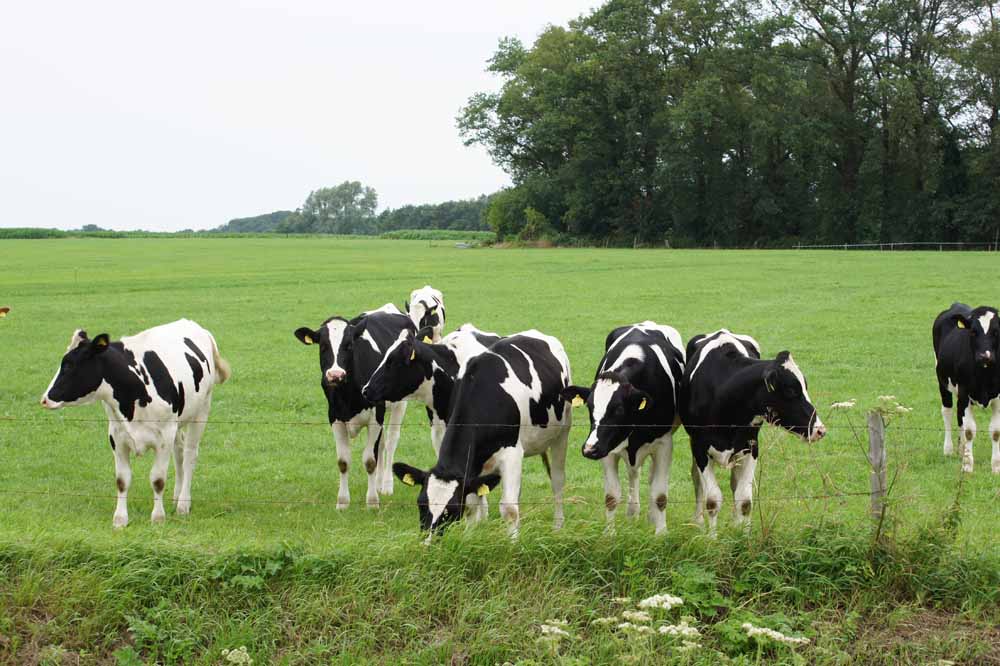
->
[331,421,352,509]
[176,417,207,515]
[428,407,446,455]
[690,458,704,527]
[698,463,723,536]
[111,429,132,528]
[730,452,757,532]
[149,433,175,524]
[990,398,1000,474]
[647,434,673,535]
[172,433,185,506]
[625,460,641,518]
[362,422,382,508]
[547,434,568,530]
[602,454,622,525]
[940,383,954,456]
[378,401,408,495]
[498,447,524,538]
[957,392,975,473]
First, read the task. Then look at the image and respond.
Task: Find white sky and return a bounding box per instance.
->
[0,1,597,231]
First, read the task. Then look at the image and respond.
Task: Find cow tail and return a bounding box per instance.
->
[540,451,552,480]
[211,335,232,384]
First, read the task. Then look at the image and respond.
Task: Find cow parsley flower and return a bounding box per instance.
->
[638,593,683,610]
[611,596,633,605]
[591,616,619,626]
[221,646,254,665]
[658,620,700,638]
[622,610,652,623]
[830,399,856,410]
[617,622,653,634]
[539,624,571,639]
[877,395,897,402]
[679,640,701,652]
[742,622,809,646]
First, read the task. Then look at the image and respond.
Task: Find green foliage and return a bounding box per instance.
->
[211,211,294,233]
[276,180,379,234]
[379,229,494,241]
[376,195,493,233]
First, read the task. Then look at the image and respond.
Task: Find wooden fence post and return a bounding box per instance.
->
[867,411,887,523]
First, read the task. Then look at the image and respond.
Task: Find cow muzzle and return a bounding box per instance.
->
[324,367,346,385]
[975,351,994,368]
[40,395,61,410]
[808,420,827,443]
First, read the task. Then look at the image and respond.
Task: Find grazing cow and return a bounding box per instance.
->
[392,330,572,537]
[294,304,412,506]
[361,323,502,452]
[679,329,826,533]
[561,322,685,534]
[932,303,1000,473]
[405,286,446,342]
[40,319,230,527]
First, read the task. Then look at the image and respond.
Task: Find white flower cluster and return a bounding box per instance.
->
[658,620,700,639]
[742,622,809,646]
[638,593,684,610]
[616,622,653,635]
[830,399,856,410]
[221,646,253,666]
[591,616,618,626]
[539,619,572,643]
[611,596,633,605]
[679,640,700,652]
[622,610,652,623]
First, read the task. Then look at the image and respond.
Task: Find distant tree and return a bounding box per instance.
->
[80,224,106,232]
[278,181,378,234]
[213,211,294,233]
[376,195,493,233]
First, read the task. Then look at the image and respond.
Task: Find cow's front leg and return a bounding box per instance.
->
[698,462,723,536]
[989,399,1000,474]
[647,434,673,535]
[957,393,976,473]
[939,383,955,456]
[149,439,173,524]
[625,460,641,518]
[690,458,704,527]
[601,454,622,525]
[499,447,524,538]
[378,401,407,495]
[331,421,352,509]
[730,450,757,532]
[547,435,568,530]
[362,422,382,508]
[172,432,185,507]
[111,432,132,528]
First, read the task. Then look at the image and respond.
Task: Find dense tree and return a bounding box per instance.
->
[276,181,378,234]
[376,195,492,232]
[212,211,294,233]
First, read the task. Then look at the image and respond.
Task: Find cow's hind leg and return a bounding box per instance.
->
[362,422,382,508]
[498,446,524,538]
[990,399,1000,474]
[176,416,207,515]
[547,431,569,530]
[647,433,673,535]
[378,401,408,495]
[111,429,132,528]
[939,382,955,456]
[149,430,176,524]
[172,434,185,506]
[957,393,976,473]
[730,452,757,532]
[690,458,704,527]
[697,462,723,536]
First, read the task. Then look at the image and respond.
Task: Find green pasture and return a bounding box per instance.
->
[1,238,998,664]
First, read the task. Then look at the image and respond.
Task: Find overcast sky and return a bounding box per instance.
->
[0,1,597,231]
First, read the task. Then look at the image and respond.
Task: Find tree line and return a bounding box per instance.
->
[458,0,1000,247]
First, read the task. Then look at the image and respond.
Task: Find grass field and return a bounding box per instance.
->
[1,238,999,665]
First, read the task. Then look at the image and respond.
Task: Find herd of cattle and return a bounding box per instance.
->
[36,287,1000,535]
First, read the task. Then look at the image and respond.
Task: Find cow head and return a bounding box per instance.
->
[40,329,111,409]
[562,372,652,460]
[761,351,826,442]
[959,307,999,369]
[405,287,445,342]
[294,316,360,389]
[392,462,500,533]
[361,327,434,403]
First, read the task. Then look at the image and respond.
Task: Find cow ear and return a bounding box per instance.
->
[763,367,778,393]
[954,314,970,330]
[561,385,591,407]
[775,350,791,363]
[416,326,435,344]
[393,462,427,487]
[68,329,89,351]
[294,327,319,346]
[465,473,501,497]
[91,333,111,354]
[628,388,652,411]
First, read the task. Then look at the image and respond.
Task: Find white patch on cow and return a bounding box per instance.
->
[509,344,544,404]
[67,329,88,352]
[363,330,410,395]
[707,446,738,468]
[648,345,677,406]
[408,286,445,340]
[359,328,381,354]
[781,355,812,402]
[365,303,403,316]
[977,310,995,335]
[426,475,458,525]
[636,321,685,361]
[443,324,497,377]
[323,319,349,377]
[586,378,619,452]
[689,331,754,379]
[603,344,645,373]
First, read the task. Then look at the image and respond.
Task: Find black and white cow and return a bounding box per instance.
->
[294,304,412,507]
[40,319,230,527]
[405,285,446,343]
[932,303,1000,474]
[679,329,826,533]
[561,322,685,535]
[361,323,502,452]
[392,330,572,537]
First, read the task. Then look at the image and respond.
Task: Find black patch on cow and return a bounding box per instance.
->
[153,478,165,493]
[184,337,208,364]
[185,353,204,392]
[503,343,534,386]
[109,434,116,451]
[143,351,184,415]
[104,344,153,421]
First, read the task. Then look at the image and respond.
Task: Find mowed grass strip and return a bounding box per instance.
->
[1,238,998,664]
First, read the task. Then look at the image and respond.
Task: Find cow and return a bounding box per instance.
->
[404,285,446,343]
[561,322,685,535]
[361,323,502,453]
[39,319,230,527]
[932,303,1000,474]
[392,330,572,538]
[679,329,826,534]
[294,304,412,507]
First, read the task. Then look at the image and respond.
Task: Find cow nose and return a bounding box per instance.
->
[325,368,345,383]
[810,422,827,442]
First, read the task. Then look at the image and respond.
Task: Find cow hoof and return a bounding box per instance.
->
[336,497,350,510]
[992,459,1000,474]
[961,461,974,474]
[112,513,129,529]
[175,499,191,515]
[378,482,394,496]
[943,443,954,456]
[151,510,166,524]
[366,496,380,509]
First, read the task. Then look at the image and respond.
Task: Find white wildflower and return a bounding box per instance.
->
[611,596,633,605]
[658,620,700,638]
[544,619,569,627]
[622,610,652,623]
[591,616,619,626]
[222,646,253,665]
[742,622,809,646]
[877,395,897,402]
[638,593,684,610]
[679,640,701,652]
[895,404,912,413]
[830,399,856,410]
[539,624,571,639]
[617,622,653,634]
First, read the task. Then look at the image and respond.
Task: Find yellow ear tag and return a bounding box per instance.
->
[304,335,314,345]
[410,348,416,361]
[571,395,584,408]
[95,337,108,347]
[957,320,966,329]
[0,310,7,319]
[477,484,490,497]
[402,473,415,486]
[422,336,433,343]
[638,398,647,411]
